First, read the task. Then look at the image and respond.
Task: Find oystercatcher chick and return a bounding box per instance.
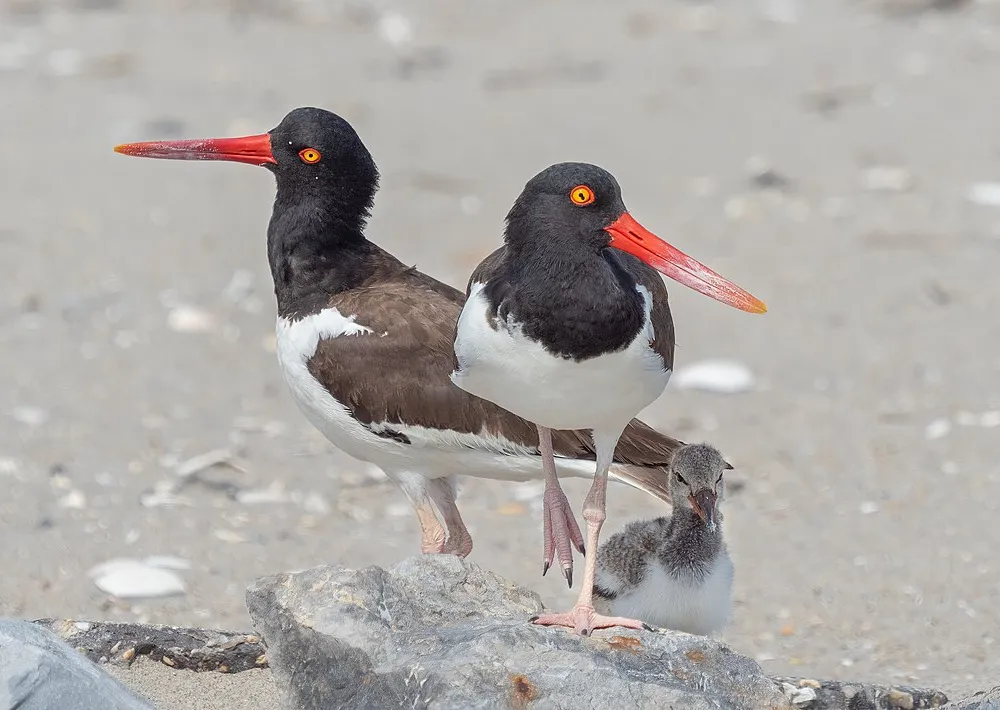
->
[451,162,764,634]
[594,443,733,636]
[115,110,696,561]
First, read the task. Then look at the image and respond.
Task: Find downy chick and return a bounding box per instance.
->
[593,443,733,635]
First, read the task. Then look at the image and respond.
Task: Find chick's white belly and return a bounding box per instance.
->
[597,553,734,636]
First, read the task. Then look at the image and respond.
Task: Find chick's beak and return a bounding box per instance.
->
[688,489,718,532]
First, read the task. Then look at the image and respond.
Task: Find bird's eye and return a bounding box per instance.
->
[569,185,595,206]
[675,472,687,485]
[298,148,321,164]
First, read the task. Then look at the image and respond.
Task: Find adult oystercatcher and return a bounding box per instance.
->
[115,108,692,564]
[451,162,764,634]
[594,443,733,636]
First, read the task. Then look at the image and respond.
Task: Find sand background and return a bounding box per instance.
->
[2,0,999,707]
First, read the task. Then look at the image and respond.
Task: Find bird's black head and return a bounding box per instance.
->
[502,161,768,315]
[505,162,627,254]
[266,107,379,231]
[114,106,380,235]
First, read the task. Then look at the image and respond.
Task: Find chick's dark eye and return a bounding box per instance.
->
[675,473,687,485]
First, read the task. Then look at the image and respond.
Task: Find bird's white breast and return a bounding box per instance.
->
[451,282,671,432]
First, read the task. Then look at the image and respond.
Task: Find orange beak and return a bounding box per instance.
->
[114,133,276,167]
[605,212,767,314]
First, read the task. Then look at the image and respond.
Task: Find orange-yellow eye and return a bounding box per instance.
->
[570,185,595,206]
[299,148,321,164]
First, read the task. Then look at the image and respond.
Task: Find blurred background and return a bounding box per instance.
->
[2,0,999,701]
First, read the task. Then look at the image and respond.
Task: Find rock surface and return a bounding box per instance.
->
[772,676,949,709]
[32,618,267,672]
[16,615,952,710]
[0,618,153,710]
[940,687,1000,709]
[244,555,947,710]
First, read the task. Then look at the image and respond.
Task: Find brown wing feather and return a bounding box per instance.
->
[550,421,686,504]
[307,270,540,444]
[466,246,507,294]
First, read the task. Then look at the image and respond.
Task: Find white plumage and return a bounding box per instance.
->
[451,282,670,433]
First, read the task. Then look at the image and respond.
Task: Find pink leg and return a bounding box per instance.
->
[429,477,474,558]
[532,429,650,636]
[396,472,449,554]
[414,498,448,554]
[538,426,585,586]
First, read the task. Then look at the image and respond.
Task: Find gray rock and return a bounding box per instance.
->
[0,618,154,710]
[12,612,953,710]
[773,676,949,709]
[941,686,1000,709]
[32,618,267,672]
[246,555,791,710]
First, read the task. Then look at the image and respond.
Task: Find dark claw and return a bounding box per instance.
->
[577,542,586,555]
[528,615,539,623]
[563,567,573,589]
[642,623,654,632]
[542,561,550,577]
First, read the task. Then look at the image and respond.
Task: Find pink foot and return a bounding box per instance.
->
[531,606,651,637]
[542,482,586,587]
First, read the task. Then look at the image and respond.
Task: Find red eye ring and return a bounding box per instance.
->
[299,148,321,164]
[570,185,595,206]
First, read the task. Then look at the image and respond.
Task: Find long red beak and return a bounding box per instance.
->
[605,212,767,314]
[114,133,276,167]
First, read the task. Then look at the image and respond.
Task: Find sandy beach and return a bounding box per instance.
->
[2,0,999,706]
